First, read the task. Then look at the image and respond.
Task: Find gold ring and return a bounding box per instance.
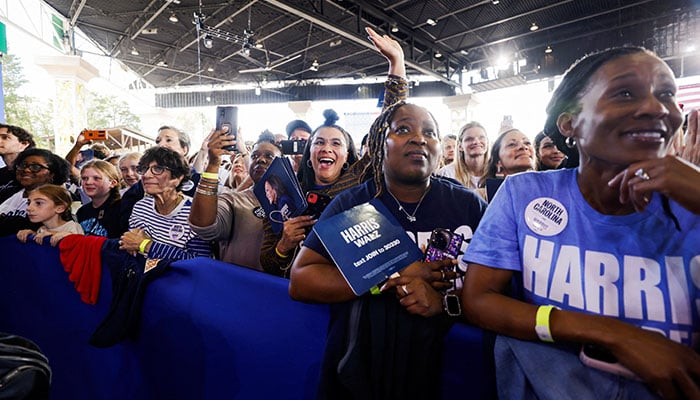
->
[634,168,650,181]
[440,270,446,281]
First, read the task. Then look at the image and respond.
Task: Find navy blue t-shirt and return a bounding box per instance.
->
[304,176,487,268]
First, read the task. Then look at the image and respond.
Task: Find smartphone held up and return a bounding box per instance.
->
[82,129,107,141]
[280,139,307,155]
[216,106,239,152]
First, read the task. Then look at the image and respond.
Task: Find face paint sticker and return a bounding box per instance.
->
[524,197,568,236]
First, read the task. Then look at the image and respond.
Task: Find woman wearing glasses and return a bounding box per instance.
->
[119,147,211,260]
[0,148,71,236]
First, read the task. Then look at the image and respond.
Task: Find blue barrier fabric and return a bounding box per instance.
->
[0,235,489,399]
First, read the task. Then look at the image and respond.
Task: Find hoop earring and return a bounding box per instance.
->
[342,162,349,171]
[565,137,576,149]
[306,160,313,169]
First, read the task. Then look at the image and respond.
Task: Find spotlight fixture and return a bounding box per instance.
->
[169,13,179,23]
[207,67,214,72]
[255,42,264,49]
[545,45,552,54]
[530,22,539,31]
[130,48,139,56]
[426,18,437,26]
[391,24,399,33]
[206,96,211,102]
[434,50,442,58]
[491,0,500,4]
[157,60,167,67]
[309,59,320,72]
[460,49,469,55]
[203,34,213,49]
[242,42,251,56]
[255,87,261,96]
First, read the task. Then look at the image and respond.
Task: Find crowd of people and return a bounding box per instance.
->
[1,25,699,399]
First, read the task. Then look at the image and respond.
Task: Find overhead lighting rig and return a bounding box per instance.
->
[193,12,256,53]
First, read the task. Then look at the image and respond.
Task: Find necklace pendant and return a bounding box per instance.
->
[407,215,416,222]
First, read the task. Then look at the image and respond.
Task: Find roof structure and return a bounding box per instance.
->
[43,0,700,106]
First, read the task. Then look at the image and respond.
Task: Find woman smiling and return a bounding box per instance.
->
[120,147,210,260]
[462,47,700,399]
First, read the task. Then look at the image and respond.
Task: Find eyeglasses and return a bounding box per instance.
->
[136,165,172,176]
[17,163,50,173]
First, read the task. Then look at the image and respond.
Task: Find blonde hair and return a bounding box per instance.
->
[118,152,141,168]
[29,184,73,222]
[80,159,121,201]
[453,122,489,189]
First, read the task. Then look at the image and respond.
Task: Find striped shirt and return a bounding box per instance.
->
[129,195,211,260]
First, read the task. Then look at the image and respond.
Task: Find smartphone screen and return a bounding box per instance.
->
[216,106,238,152]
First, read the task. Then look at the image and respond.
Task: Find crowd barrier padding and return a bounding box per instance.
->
[0,235,492,399]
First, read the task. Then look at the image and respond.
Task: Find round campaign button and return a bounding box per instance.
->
[169,224,186,240]
[524,197,568,236]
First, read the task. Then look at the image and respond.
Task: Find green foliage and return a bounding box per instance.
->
[86,91,141,130]
[1,54,53,149]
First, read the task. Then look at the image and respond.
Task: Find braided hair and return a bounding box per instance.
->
[360,101,440,198]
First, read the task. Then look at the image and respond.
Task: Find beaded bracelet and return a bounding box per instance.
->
[196,188,218,196]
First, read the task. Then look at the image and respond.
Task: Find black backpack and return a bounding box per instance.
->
[0,334,51,400]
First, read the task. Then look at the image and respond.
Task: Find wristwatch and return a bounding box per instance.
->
[443,293,461,317]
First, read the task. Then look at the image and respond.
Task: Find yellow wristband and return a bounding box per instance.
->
[139,239,152,255]
[535,305,556,342]
[274,246,289,258]
[201,172,219,181]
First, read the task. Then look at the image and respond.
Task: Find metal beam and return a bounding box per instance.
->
[131,0,178,40]
[263,0,459,87]
[68,0,87,27]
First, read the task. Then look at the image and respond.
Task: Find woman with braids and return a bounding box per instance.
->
[462,47,700,399]
[259,26,408,277]
[289,101,486,398]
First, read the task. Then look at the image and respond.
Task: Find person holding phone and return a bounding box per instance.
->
[258,26,408,278]
[284,119,312,173]
[462,47,700,400]
[189,131,281,270]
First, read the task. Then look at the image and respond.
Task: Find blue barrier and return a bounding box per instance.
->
[0,235,492,399]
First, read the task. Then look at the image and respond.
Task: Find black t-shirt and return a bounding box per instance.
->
[77,198,124,239]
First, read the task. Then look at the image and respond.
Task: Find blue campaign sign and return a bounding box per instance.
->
[313,199,422,295]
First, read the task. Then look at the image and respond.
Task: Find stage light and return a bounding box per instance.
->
[203,35,213,49]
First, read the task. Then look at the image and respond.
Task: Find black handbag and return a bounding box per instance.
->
[0,333,51,400]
